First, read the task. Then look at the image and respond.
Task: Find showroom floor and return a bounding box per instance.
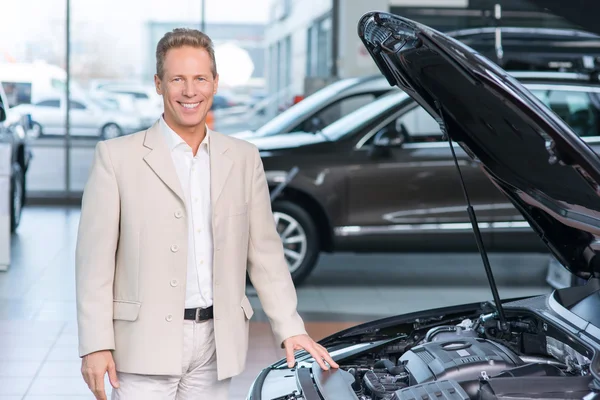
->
[0,206,552,399]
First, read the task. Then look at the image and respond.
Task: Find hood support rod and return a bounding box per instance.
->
[437,102,508,331]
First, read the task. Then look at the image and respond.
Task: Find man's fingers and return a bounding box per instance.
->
[318,347,339,368]
[108,362,120,388]
[81,367,92,387]
[314,343,338,367]
[93,372,107,400]
[285,343,296,368]
[306,345,329,370]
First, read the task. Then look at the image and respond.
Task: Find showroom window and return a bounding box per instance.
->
[306,13,332,78]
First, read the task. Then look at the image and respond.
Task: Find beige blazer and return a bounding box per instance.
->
[75,121,306,380]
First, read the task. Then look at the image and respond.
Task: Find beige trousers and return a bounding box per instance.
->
[111,319,231,400]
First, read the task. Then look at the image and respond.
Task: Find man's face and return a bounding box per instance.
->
[154,45,218,131]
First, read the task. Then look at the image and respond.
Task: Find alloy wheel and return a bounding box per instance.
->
[274,211,308,273]
[103,124,121,139]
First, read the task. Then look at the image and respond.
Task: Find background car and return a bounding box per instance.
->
[229,74,395,138]
[0,83,32,232]
[448,26,600,71]
[250,70,600,285]
[12,96,149,139]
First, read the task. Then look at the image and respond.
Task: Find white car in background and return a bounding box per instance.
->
[12,96,148,139]
[91,82,162,126]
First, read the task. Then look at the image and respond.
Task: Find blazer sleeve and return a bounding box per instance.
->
[75,140,120,357]
[246,145,307,346]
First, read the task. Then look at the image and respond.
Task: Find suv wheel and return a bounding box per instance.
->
[272,200,320,285]
[10,164,24,232]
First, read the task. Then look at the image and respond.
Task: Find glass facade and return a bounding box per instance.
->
[3,0,267,200]
[306,13,333,78]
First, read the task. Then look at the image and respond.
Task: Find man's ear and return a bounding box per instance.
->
[154,74,163,95]
[213,73,219,95]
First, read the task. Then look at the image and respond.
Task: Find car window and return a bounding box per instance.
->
[290,93,377,133]
[321,91,409,141]
[361,103,443,146]
[70,101,87,110]
[253,77,368,136]
[394,105,443,143]
[36,100,60,108]
[530,89,600,138]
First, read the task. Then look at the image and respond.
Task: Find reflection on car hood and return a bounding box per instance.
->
[358,12,600,281]
[240,131,324,151]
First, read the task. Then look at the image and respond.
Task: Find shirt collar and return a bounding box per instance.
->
[159,115,210,152]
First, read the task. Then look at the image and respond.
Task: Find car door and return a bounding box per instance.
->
[32,99,62,135]
[68,100,99,137]
[343,102,505,248]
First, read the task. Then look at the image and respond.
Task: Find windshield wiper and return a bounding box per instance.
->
[437,101,508,332]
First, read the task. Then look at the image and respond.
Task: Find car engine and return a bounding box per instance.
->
[331,316,593,400]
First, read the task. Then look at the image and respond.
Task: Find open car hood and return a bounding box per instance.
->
[358,12,600,281]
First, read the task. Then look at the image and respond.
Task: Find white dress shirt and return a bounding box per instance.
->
[160,117,214,309]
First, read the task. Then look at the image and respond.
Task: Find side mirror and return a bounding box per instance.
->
[0,103,6,123]
[373,127,405,148]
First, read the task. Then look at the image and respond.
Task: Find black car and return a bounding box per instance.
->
[246,9,600,400]
[0,86,32,232]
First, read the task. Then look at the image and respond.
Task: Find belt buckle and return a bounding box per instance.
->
[195,307,202,323]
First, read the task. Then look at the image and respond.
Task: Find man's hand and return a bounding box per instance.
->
[81,350,120,400]
[283,334,339,371]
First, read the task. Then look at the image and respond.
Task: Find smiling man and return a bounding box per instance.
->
[75,28,337,400]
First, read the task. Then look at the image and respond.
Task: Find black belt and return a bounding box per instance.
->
[184,306,213,322]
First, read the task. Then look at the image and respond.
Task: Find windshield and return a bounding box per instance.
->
[254,77,365,136]
[91,98,119,110]
[321,91,409,141]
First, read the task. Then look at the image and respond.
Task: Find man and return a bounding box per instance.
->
[75,28,338,400]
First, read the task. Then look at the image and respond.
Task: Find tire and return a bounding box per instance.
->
[101,123,122,140]
[10,164,24,233]
[272,200,320,286]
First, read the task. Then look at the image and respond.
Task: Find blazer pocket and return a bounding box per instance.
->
[240,296,254,320]
[113,300,141,321]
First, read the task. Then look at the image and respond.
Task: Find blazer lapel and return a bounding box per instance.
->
[209,131,233,207]
[142,122,185,203]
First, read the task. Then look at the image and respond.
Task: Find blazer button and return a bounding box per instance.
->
[170,279,178,287]
[171,244,179,252]
[166,314,173,322]
[174,210,183,219]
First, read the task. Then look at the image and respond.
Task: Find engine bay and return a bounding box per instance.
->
[334,314,593,400]
[274,311,596,400]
